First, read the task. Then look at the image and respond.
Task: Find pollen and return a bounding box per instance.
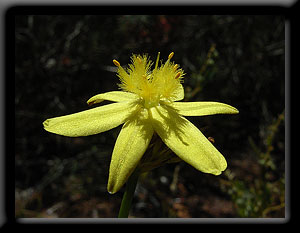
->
[113,59,120,67]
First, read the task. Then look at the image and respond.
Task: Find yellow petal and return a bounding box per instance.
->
[169,101,239,116]
[107,111,153,194]
[170,84,184,101]
[87,91,139,106]
[149,105,227,175]
[43,101,139,137]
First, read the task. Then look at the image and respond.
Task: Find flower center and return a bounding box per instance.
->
[143,97,160,109]
[113,52,184,107]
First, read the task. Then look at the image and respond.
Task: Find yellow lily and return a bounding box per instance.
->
[43,52,238,194]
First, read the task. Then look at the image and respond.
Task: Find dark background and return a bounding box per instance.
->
[15,14,285,218]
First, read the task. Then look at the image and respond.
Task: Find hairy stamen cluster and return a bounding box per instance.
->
[113,52,184,109]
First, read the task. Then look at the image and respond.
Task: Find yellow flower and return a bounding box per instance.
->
[43,52,239,194]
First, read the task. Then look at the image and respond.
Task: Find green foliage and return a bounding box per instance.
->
[222,112,285,217]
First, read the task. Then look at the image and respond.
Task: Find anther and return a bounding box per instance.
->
[168,52,174,60]
[113,59,120,67]
[175,72,181,79]
[173,64,178,71]
[208,137,215,144]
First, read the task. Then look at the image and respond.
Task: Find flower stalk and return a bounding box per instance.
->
[118,168,139,218]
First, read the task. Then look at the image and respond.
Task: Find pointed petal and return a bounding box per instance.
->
[43,101,139,137]
[87,91,139,106]
[169,101,239,116]
[150,105,227,175]
[107,112,153,194]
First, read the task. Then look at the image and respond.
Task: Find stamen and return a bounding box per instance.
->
[113,59,120,67]
[137,57,142,64]
[168,52,174,60]
[155,52,160,70]
[173,64,178,71]
[175,72,181,79]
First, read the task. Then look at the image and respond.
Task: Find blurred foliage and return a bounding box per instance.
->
[221,111,285,217]
[15,15,285,218]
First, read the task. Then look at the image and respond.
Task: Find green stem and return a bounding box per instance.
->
[118,169,139,218]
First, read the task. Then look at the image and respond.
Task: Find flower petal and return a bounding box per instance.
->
[43,101,139,137]
[169,101,239,116]
[170,84,184,101]
[149,105,227,175]
[107,111,153,194]
[87,91,139,106]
